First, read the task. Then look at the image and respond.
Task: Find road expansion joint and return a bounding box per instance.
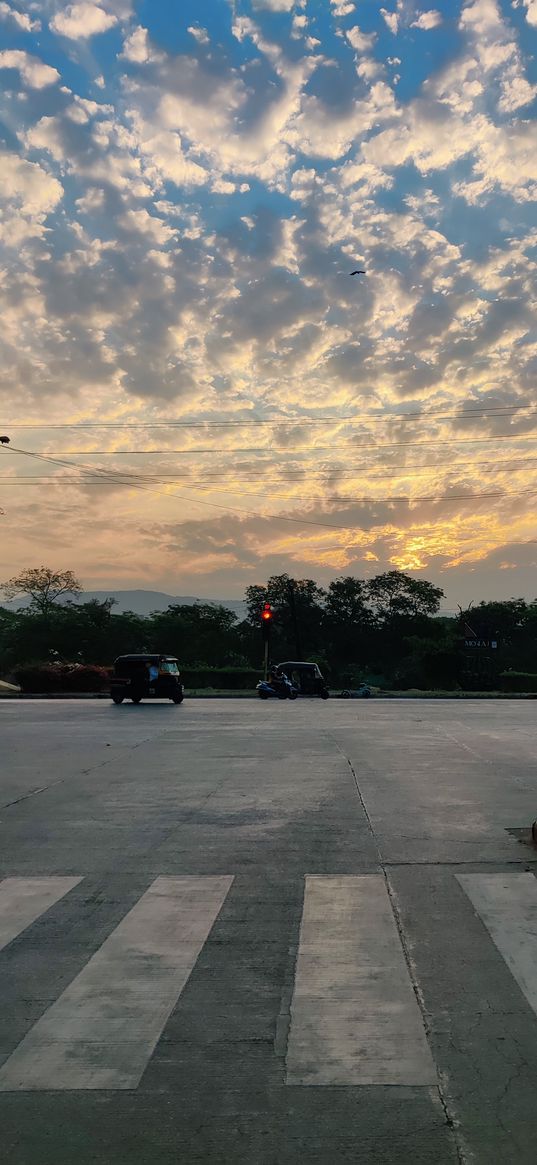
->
[1,730,170,813]
[324,733,473,1162]
[386,875,472,1165]
[324,731,383,863]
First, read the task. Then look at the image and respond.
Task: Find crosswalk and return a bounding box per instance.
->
[286,875,436,1086]
[0,871,536,1092]
[0,877,82,953]
[0,876,233,1091]
[457,873,537,1016]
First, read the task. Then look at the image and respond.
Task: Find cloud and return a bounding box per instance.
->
[521,0,537,25]
[0,49,59,87]
[117,208,177,244]
[346,25,377,52]
[382,3,443,34]
[0,150,63,244]
[25,101,153,198]
[0,2,41,31]
[120,25,162,63]
[498,64,537,111]
[459,0,503,35]
[1,0,537,603]
[187,26,209,45]
[251,0,296,9]
[50,3,118,40]
[380,8,399,33]
[411,10,443,29]
[128,117,210,188]
[121,18,319,186]
[331,1,356,15]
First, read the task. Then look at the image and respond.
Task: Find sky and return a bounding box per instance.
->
[0,0,536,609]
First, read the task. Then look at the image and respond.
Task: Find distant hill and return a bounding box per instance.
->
[4,590,248,620]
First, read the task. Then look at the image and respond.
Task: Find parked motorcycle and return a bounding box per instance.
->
[341,684,371,699]
[256,676,298,700]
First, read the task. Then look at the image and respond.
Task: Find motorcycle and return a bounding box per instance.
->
[341,684,371,699]
[256,676,298,700]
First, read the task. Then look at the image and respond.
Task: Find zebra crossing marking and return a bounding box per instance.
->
[0,875,233,1091]
[457,872,537,1017]
[0,877,82,953]
[7,871,537,1094]
[285,875,436,1086]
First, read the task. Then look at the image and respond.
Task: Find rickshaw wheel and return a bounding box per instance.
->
[112,696,124,705]
[171,694,184,704]
[131,695,142,704]
[320,689,329,700]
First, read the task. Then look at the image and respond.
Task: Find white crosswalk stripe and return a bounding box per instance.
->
[4,871,537,1093]
[457,872,537,1017]
[0,877,82,953]
[285,875,436,1086]
[0,875,233,1091]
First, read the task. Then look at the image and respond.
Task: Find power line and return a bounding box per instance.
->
[4,478,537,504]
[0,446,375,531]
[2,448,537,507]
[2,403,533,428]
[5,452,537,482]
[6,431,537,457]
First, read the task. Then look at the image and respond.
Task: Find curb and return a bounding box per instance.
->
[0,692,258,700]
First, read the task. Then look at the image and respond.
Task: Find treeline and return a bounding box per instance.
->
[2,567,537,691]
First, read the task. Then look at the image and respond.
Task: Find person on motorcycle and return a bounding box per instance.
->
[268,664,285,692]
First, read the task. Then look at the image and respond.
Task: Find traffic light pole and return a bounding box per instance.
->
[261,602,273,680]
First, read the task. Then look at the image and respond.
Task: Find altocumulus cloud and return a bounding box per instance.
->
[0,0,536,604]
[50,2,118,39]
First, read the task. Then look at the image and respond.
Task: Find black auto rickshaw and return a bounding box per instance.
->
[277,661,329,699]
[110,654,184,705]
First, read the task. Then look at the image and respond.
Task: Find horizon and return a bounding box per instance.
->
[1,0,536,605]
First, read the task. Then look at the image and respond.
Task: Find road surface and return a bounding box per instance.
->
[1,698,537,1164]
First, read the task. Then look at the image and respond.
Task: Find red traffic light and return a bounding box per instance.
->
[261,602,273,622]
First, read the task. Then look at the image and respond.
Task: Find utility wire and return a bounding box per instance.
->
[14,432,537,455]
[0,446,377,531]
[2,448,537,508]
[3,403,533,428]
[5,453,537,481]
[4,482,536,502]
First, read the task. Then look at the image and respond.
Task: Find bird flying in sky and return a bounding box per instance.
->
[349,270,366,276]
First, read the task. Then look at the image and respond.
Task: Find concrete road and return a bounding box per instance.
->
[1,698,537,1164]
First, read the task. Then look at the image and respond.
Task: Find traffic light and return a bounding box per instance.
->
[261,602,273,640]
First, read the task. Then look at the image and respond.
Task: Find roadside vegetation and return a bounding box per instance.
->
[2,566,537,693]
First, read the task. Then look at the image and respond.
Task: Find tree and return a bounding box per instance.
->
[148,603,239,667]
[245,574,325,659]
[367,571,443,622]
[0,601,149,670]
[457,599,536,676]
[1,567,82,615]
[324,576,372,627]
[323,576,374,680]
[458,599,527,643]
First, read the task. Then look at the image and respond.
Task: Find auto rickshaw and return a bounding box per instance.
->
[276,661,329,699]
[110,654,184,705]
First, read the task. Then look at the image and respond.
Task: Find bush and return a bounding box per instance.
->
[62,664,110,692]
[499,671,537,693]
[13,665,58,692]
[14,663,110,693]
